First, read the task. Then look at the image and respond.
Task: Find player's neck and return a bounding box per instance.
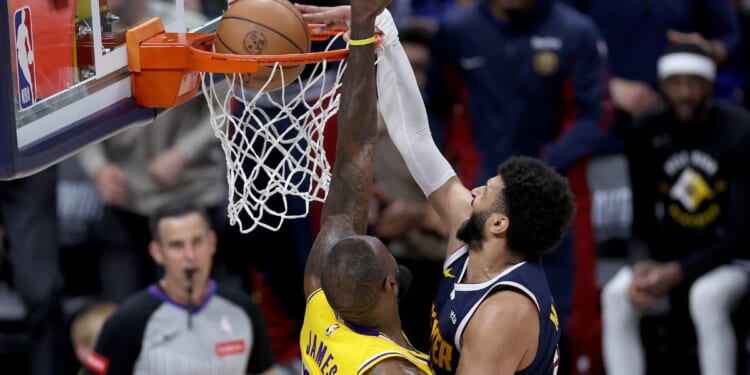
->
[342,313,408,348]
[465,241,524,283]
[363,307,410,348]
[380,318,412,349]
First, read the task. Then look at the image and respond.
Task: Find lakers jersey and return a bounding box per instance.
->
[300,289,431,375]
[430,246,560,374]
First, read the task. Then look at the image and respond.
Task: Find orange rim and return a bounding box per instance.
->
[127,18,379,108]
[188,25,382,72]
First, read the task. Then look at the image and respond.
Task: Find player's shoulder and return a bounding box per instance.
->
[464,289,539,344]
[481,289,539,319]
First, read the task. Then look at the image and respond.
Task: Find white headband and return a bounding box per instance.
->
[657,52,716,81]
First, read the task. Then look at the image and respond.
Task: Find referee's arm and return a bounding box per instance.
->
[244,297,276,375]
[81,308,143,375]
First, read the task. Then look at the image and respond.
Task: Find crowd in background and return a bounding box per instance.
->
[3,0,750,374]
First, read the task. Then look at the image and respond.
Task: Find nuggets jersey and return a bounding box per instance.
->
[300,289,431,375]
[430,246,560,374]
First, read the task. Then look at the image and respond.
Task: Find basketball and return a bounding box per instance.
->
[214,0,311,91]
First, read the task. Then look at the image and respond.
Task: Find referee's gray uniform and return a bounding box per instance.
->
[84,281,275,375]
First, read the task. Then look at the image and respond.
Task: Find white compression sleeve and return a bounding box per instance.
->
[374,11,456,197]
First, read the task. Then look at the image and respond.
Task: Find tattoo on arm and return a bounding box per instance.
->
[303,17,378,293]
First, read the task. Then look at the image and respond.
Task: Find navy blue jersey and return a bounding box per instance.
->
[430,246,560,374]
[427,0,612,182]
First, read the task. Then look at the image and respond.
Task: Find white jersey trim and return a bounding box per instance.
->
[454,261,526,291]
[443,245,468,271]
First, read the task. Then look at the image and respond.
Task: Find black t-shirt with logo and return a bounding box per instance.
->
[627,102,750,282]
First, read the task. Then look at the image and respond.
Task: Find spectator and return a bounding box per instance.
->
[426,0,613,371]
[84,203,276,375]
[564,0,741,125]
[77,95,240,303]
[0,168,66,375]
[601,44,750,375]
[70,302,116,373]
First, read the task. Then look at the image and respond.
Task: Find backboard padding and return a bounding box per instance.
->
[1,0,225,179]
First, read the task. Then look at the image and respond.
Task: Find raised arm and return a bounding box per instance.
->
[303,0,389,298]
[373,11,472,255]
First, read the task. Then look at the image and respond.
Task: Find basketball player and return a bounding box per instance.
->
[83,204,276,375]
[300,4,575,374]
[298,0,430,374]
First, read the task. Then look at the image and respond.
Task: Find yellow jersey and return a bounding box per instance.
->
[300,289,431,375]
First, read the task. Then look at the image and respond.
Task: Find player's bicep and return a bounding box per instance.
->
[456,291,538,375]
[427,176,472,255]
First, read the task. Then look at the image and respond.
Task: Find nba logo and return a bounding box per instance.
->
[14,6,36,110]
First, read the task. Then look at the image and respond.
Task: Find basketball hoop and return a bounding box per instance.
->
[126,18,380,233]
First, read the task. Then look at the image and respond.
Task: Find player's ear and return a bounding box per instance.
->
[149,241,164,265]
[383,275,398,297]
[488,213,509,236]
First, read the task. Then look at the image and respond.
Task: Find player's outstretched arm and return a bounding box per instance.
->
[303,0,391,298]
[372,11,472,255]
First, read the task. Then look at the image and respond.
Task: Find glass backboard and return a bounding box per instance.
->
[1,0,227,179]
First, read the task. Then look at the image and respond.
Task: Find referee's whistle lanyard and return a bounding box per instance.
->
[186,269,195,329]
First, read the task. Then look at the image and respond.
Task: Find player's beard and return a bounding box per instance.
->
[456,211,488,249]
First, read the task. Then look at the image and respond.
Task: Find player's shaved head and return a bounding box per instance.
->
[321,235,389,323]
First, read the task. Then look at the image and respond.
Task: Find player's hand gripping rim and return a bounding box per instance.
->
[295,4,383,42]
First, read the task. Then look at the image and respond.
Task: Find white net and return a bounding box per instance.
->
[201,34,348,233]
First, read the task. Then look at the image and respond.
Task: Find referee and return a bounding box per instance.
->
[83,203,276,375]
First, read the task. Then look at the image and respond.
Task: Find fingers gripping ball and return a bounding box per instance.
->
[215,0,311,91]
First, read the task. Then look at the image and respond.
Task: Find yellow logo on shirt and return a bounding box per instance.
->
[533,51,559,76]
[443,268,456,278]
[550,304,559,332]
[430,304,455,372]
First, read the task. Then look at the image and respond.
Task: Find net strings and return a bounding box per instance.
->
[201,34,349,233]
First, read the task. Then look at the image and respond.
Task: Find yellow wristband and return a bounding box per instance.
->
[348,35,377,46]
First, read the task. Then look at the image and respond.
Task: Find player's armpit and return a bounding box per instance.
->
[365,357,429,375]
[456,290,539,375]
[303,215,357,298]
